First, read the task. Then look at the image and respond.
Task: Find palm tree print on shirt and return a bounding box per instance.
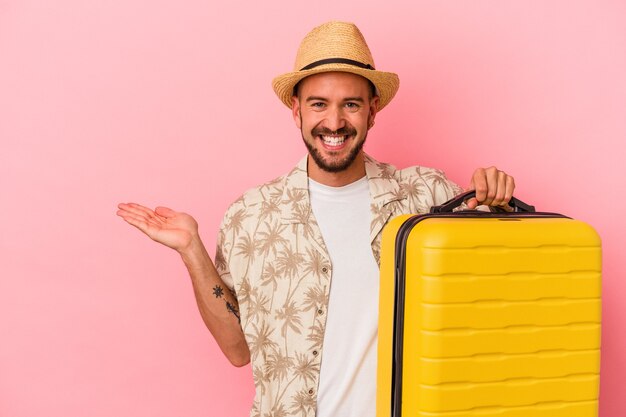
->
[215,153,462,417]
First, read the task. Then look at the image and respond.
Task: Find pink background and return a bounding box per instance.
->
[1,1,624,416]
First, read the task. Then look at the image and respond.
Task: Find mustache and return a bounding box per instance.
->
[311,126,357,137]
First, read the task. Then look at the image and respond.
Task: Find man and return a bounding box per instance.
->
[117,21,514,417]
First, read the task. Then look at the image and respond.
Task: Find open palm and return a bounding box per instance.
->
[116,203,198,251]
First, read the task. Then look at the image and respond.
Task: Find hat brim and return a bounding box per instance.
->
[272,64,399,111]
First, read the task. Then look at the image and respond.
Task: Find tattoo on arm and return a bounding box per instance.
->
[226,301,241,324]
[213,285,224,298]
[213,285,241,323]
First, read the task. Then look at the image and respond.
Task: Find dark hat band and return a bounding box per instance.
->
[300,58,375,71]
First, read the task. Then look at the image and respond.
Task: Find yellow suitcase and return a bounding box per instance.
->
[377,192,602,417]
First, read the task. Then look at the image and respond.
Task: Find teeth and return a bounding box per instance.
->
[321,135,347,145]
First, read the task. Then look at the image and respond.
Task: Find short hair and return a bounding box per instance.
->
[293,77,378,100]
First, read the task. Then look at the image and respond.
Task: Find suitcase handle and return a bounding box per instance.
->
[430,190,536,213]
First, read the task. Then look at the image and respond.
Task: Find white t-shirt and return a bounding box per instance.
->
[308,176,380,417]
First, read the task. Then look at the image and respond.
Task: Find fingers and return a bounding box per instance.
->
[117,207,160,225]
[468,167,516,207]
[117,202,167,232]
[116,210,151,233]
[465,179,477,209]
[490,171,515,206]
[492,171,507,206]
[504,176,515,204]
[470,168,489,205]
[466,197,478,209]
[118,203,169,222]
[118,202,156,218]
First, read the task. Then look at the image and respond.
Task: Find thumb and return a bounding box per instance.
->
[465,181,477,209]
[155,206,177,218]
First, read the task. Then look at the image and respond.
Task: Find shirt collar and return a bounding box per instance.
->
[280,153,404,224]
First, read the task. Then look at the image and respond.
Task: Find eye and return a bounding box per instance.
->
[345,102,360,110]
[310,102,326,109]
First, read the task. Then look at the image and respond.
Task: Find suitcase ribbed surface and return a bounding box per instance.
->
[377,215,601,417]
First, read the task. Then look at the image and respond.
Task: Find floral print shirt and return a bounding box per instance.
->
[214,154,462,417]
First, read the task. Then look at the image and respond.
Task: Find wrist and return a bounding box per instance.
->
[177,233,204,259]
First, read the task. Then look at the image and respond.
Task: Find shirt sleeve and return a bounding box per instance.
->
[214,212,235,293]
[430,169,465,206]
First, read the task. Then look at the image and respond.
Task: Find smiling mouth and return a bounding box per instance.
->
[320,135,348,146]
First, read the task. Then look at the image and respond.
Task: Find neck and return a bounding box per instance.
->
[307,152,366,187]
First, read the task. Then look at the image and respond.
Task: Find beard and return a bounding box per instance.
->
[300,118,368,173]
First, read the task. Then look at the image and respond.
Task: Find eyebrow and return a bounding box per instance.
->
[305,96,328,102]
[305,96,366,103]
[343,97,365,103]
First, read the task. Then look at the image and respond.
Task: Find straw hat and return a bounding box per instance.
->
[272,21,400,111]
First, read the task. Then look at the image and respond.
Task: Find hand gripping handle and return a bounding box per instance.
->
[430,190,536,213]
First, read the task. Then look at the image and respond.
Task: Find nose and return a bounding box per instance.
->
[323,106,346,132]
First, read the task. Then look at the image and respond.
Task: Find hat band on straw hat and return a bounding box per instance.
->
[300,58,374,71]
[272,22,400,110]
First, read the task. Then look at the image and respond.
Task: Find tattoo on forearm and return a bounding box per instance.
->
[226,301,241,323]
[213,285,224,298]
[213,285,240,323]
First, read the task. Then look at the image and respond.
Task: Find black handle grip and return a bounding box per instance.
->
[430,190,536,213]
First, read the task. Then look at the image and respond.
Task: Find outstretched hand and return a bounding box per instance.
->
[116,203,199,252]
[465,167,515,210]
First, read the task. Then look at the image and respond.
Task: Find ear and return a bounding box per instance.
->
[292,96,302,129]
[368,96,380,129]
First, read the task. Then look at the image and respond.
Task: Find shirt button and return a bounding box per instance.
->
[317,309,324,315]
[308,389,314,395]
[322,267,328,273]
[312,350,318,356]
